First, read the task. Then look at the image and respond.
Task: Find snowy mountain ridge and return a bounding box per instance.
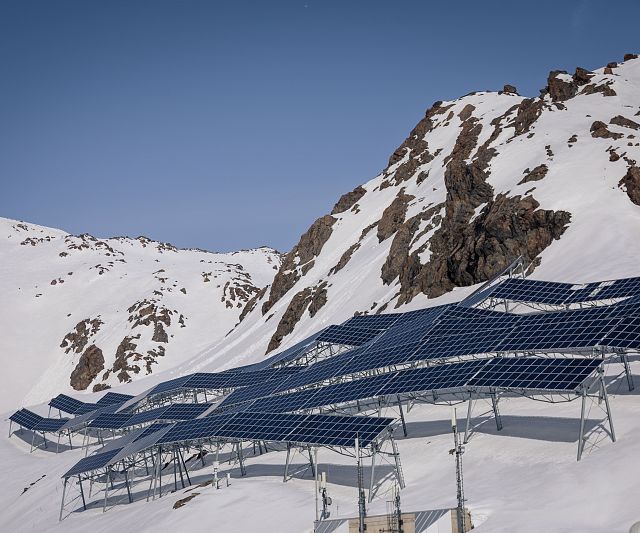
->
[2,54,640,410]
[0,217,282,411]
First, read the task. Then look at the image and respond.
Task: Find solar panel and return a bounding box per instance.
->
[468,357,602,391]
[33,418,71,432]
[64,448,122,478]
[317,324,382,346]
[96,392,133,406]
[88,413,134,430]
[49,394,86,414]
[155,411,393,448]
[9,409,43,430]
[490,276,640,306]
[149,375,193,396]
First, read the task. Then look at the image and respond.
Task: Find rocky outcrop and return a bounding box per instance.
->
[396,194,571,303]
[590,121,624,140]
[383,101,453,187]
[238,286,268,323]
[266,281,329,353]
[377,192,414,242]
[380,203,443,285]
[329,243,360,275]
[547,71,578,102]
[512,98,544,136]
[266,288,312,353]
[70,344,104,391]
[610,115,640,130]
[331,186,367,214]
[262,215,336,314]
[518,164,549,185]
[127,300,179,343]
[619,166,640,206]
[60,318,103,354]
[308,282,328,318]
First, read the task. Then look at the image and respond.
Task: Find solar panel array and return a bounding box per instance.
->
[9,409,70,432]
[89,403,211,430]
[490,276,640,306]
[223,358,601,413]
[64,412,393,477]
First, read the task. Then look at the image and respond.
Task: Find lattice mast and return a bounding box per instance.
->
[451,408,466,533]
[355,436,367,533]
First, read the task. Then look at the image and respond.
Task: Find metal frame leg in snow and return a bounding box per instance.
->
[491,392,503,431]
[464,394,474,444]
[397,395,407,437]
[600,375,616,443]
[577,389,588,461]
[368,446,377,503]
[622,352,635,391]
[283,443,292,482]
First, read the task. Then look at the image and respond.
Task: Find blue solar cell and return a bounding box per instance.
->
[468,357,602,391]
[64,448,122,478]
[49,394,87,414]
[96,392,134,406]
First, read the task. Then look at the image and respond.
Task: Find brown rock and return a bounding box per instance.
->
[377,192,414,242]
[610,115,640,130]
[70,344,104,391]
[501,84,518,95]
[590,121,624,139]
[266,288,312,352]
[262,215,336,314]
[619,166,640,206]
[329,243,360,275]
[547,70,578,102]
[512,98,544,136]
[396,194,571,303]
[573,67,593,85]
[458,104,476,121]
[518,164,549,185]
[624,54,638,61]
[331,186,367,214]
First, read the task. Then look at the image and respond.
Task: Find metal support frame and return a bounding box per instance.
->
[490,391,503,431]
[397,395,408,437]
[621,352,635,391]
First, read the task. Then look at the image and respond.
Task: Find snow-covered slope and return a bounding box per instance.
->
[0,217,281,411]
[1,54,640,533]
[180,54,640,377]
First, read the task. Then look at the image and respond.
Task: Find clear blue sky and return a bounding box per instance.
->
[1,1,638,252]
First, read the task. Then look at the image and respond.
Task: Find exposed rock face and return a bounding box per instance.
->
[610,115,640,130]
[377,192,414,242]
[108,335,143,383]
[266,288,311,353]
[331,186,367,214]
[70,344,104,391]
[383,101,453,187]
[266,281,329,353]
[262,215,336,314]
[518,164,549,185]
[512,98,544,136]
[60,318,103,354]
[573,67,594,85]
[547,71,578,102]
[590,121,624,139]
[501,84,518,95]
[308,282,328,318]
[329,243,360,275]
[619,166,640,206]
[127,300,180,343]
[238,286,268,324]
[380,203,443,285]
[397,195,571,303]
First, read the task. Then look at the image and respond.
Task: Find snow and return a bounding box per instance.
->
[1,56,640,532]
